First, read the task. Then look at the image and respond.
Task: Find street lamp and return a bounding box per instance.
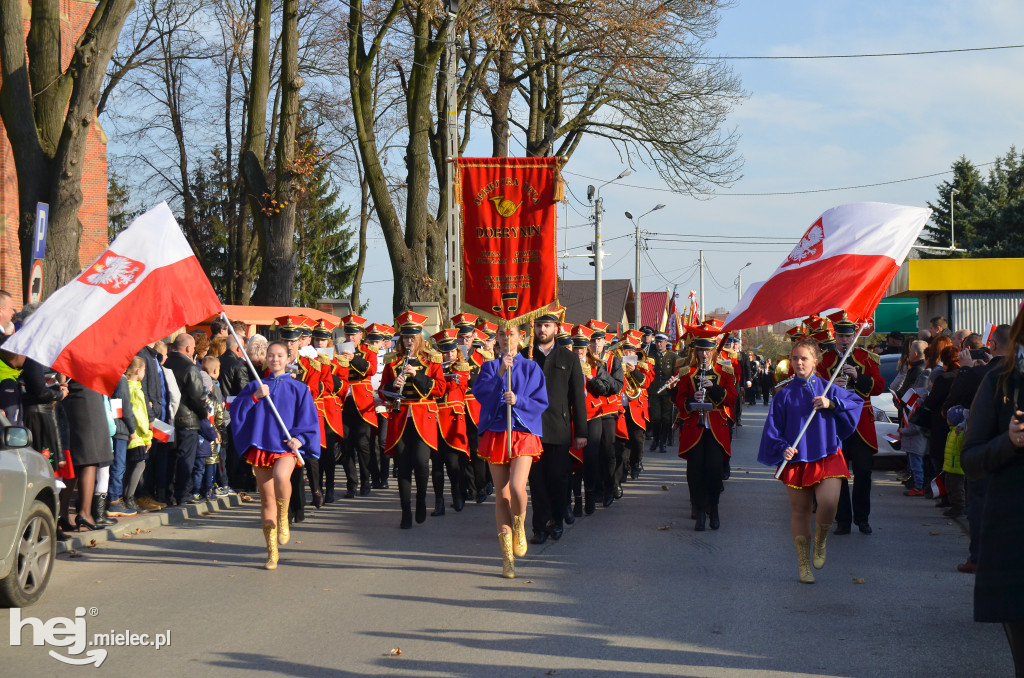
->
[589,169,632,320]
[625,204,666,330]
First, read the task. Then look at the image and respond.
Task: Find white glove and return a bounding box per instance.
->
[299,345,318,360]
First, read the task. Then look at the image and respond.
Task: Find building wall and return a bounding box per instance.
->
[0,0,109,310]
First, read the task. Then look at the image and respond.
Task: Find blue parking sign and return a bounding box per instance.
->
[32,202,49,261]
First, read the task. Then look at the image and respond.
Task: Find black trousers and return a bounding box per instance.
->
[432,439,463,503]
[342,399,376,490]
[623,415,646,476]
[394,426,431,512]
[462,420,488,496]
[530,443,571,533]
[835,433,874,526]
[581,417,605,492]
[318,428,339,493]
[967,476,990,563]
[375,413,389,485]
[597,415,617,496]
[288,465,305,521]
[649,392,674,446]
[173,429,199,502]
[733,391,744,424]
[686,429,725,512]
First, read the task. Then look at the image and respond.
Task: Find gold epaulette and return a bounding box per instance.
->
[382,351,397,363]
[674,358,688,370]
[866,350,881,364]
[452,360,471,372]
[335,356,350,368]
[478,349,494,361]
[429,350,443,363]
[718,363,735,377]
[645,357,656,365]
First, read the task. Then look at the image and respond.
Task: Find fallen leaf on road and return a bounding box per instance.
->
[661,485,668,491]
[929,531,941,536]
[240,493,254,503]
[853,578,866,584]
[389,647,401,656]
[208,540,216,543]
[296,540,303,544]
[120,533,131,539]
[87,540,97,548]
[546,671,558,676]
[95,580,102,584]
[524,580,534,584]
[657,525,671,531]
[322,588,331,591]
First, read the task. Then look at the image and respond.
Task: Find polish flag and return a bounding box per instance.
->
[4,203,222,394]
[722,203,931,332]
[151,419,175,443]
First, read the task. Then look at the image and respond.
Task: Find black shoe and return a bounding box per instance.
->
[735,422,743,427]
[602,493,614,508]
[856,521,873,534]
[452,495,465,512]
[415,496,427,523]
[659,445,667,453]
[584,491,596,515]
[343,489,356,499]
[722,471,731,481]
[531,530,548,545]
[935,498,951,508]
[312,490,324,509]
[834,523,851,535]
[431,498,445,517]
[564,504,576,525]
[694,511,706,531]
[476,490,487,504]
[360,483,371,497]
[485,481,494,496]
[400,509,412,529]
[630,468,639,481]
[75,515,100,531]
[708,506,720,530]
[324,489,335,503]
[943,507,964,518]
[573,497,583,517]
[614,485,623,500]
[92,493,118,526]
[550,524,564,540]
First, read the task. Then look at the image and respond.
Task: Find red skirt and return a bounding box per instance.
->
[478,430,543,465]
[779,450,850,490]
[244,447,299,468]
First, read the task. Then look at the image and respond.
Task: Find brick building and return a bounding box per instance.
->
[0,0,110,309]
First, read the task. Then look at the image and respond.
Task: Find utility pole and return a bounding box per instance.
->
[625,204,665,330]
[594,195,604,321]
[443,0,460,317]
[698,249,704,323]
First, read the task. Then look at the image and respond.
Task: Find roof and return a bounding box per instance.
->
[639,291,668,330]
[559,278,633,328]
[886,258,1024,298]
[207,305,342,327]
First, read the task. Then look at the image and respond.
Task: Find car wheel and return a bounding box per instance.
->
[0,501,57,608]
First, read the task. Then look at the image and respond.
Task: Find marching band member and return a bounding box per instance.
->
[276,316,321,520]
[758,338,862,583]
[230,340,320,570]
[818,311,884,536]
[587,320,624,507]
[529,308,588,543]
[339,314,379,498]
[663,336,737,531]
[431,328,471,516]
[453,314,486,504]
[473,323,548,578]
[312,319,346,505]
[616,331,654,481]
[363,323,391,489]
[380,312,445,529]
[572,325,617,516]
[556,322,574,348]
[648,332,678,454]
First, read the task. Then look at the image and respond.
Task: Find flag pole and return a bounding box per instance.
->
[222,312,302,467]
[774,322,867,479]
[505,327,513,460]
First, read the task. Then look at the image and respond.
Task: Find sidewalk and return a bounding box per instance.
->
[58,493,247,554]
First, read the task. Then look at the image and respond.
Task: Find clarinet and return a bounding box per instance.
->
[695,359,710,428]
[391,353,411,412]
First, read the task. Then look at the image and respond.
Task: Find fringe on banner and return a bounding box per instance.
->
[452,167,462,204]
[553,159,566,203]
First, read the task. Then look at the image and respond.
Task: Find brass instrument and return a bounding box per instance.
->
[774,358,791,384]
[693,357,714,428]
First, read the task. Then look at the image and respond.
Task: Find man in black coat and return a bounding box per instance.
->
[164,333,209,505]
[217,336,251,397]
[529,310,588,543]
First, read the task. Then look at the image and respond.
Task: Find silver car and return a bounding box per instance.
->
[0,412,58,607]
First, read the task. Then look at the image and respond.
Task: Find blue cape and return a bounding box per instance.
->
[758,375,862,466]
[473,353,548,437]
[230,373,321,459]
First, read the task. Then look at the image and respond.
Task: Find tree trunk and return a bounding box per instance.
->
[349,174,370,312]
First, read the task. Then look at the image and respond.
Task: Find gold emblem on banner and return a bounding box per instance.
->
[489,195,523,218]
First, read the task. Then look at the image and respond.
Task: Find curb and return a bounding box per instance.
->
[58,494,246,554]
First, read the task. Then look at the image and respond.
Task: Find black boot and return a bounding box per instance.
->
[573,496,583,517]
[344,481,356,499]
[584,491,596,515]
[694,510,706,532]
[452,491,465,512]
[400,507,412,529]
[708,505,720,530]
[431,497,445,517]
[415,494,427,523]
[564,503,576,525]
[93,493,118,527]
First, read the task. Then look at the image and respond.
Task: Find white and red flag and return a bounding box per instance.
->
[4,202,222,394]
[722,202,931,332]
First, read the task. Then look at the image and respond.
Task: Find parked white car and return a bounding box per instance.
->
[0,413,58,607]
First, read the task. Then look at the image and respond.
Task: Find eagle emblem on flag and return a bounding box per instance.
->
[83,252,146,293]
[782,218,824,267]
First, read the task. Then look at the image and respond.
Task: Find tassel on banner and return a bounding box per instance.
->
[452,166,462,204]
[553,158,566,203]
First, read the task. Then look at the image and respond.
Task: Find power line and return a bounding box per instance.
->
[717,44,1024,60]
[645,232,793,241]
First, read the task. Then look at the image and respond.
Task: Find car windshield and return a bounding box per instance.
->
[879,354,899,390]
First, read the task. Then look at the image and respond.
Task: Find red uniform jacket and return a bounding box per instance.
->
[437,360,471,457]
[598,352,623,417]
[817,347,884,451]
[320,356,347,438]
[673,363,736,458]
[296,355,329,447]
[617,360,654,438]
[380,354,445,454]
[464,349,490,427]
[346,344,379,426]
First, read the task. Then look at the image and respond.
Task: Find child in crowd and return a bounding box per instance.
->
[108,371,137,516]
[123,357,153,515]
[190,357,226,501]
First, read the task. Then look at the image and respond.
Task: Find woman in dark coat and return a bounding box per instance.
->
[961,306,1024,677]
[60,380,114,531]
[922,345,961,494]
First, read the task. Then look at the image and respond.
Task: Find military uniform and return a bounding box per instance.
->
[431,328,471,516]
[648,338,679,453]
[339,314,378,498]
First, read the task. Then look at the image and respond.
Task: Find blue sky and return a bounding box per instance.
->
[355,1,1024,323]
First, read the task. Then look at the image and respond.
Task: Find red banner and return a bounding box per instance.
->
[457,157,560,326]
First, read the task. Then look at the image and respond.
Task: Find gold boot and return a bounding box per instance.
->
[498,531,515,579]
[512,513,527,558]
[794,536,814,584]
[263,522,279,570]
[276,498,290,545]
[813,522,830,569]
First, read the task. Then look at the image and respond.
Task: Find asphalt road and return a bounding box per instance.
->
[2,405,1010,677]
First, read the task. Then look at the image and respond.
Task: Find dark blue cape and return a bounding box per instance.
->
[474,353,548,437]
[758,375,862,466]
[230,373,321,459]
